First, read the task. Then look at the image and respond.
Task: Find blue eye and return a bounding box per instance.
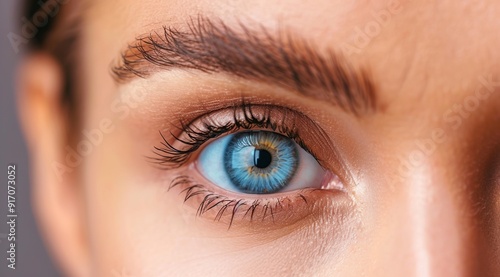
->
[197,131,326,194]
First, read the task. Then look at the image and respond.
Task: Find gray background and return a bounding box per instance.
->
[0,0,61,276]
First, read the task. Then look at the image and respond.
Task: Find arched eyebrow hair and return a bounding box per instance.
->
[111,16,377,115]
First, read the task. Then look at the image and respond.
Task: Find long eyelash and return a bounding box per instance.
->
[169,175,309,229]
[150,102,311,168]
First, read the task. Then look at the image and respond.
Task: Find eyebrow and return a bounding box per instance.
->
[111,17,377,114]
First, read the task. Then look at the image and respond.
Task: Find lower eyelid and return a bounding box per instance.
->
[166,169,352,232]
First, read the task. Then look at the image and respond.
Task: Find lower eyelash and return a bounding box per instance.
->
[169,175,311,229]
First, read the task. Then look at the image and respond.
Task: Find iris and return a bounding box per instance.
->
[224,131,298,193]
[197,130,324,195]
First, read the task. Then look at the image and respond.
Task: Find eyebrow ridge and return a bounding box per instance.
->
[111,16,377,114]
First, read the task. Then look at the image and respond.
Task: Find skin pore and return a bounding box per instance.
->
[18,0,500,276]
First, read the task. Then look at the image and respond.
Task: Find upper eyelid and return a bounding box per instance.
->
[149,103,326,169]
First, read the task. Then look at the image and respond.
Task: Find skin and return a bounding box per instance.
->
[17,0,500,276]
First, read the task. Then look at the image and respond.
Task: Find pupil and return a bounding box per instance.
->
[254,148,272,168]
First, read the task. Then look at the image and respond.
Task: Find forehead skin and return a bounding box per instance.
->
[76,0,500,276]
